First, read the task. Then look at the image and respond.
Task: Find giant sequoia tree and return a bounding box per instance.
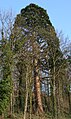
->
[12,3,63,117]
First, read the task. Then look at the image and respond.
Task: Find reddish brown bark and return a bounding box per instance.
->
[34,59,43,113]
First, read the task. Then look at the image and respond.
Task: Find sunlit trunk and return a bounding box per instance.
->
[34,58,43,113]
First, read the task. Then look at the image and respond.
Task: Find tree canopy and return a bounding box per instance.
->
[0,3,71,119]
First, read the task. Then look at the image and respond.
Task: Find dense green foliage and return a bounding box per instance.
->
[0,40,13,115]
[0,3,71,119]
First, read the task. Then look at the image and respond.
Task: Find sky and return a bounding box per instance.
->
[0,0,71,41]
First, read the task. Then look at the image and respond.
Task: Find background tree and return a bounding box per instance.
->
[0,11,14,118]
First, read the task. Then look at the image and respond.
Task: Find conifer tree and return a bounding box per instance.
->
[13,4,62,117]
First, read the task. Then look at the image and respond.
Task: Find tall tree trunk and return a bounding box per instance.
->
[18,74,23,112]
[10,93,13,116]
[24,89,28,119]
[24,67,29,119]
[56,80,60,118]
[29,76,33,119]
[34,58,43,113]
[51,60,57,119]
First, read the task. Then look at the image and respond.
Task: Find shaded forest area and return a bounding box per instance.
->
[0,4,71,119]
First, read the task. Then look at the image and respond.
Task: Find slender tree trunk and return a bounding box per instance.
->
[59,80,64,118]
[10,93,13,116]
[19,74,23,112]
[29,93,32,119]
[24,90,28,119]
[24,67,29,119]
[29,76,33,119]
[34,59,43,113]
[51,60,57,119]
[56,80,60,118]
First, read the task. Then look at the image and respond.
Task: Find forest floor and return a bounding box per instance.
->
[5,112,71,119]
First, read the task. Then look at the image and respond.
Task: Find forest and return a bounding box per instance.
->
[0,3,71,119]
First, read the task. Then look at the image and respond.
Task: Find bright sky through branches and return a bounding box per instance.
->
[0,0,71,41]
